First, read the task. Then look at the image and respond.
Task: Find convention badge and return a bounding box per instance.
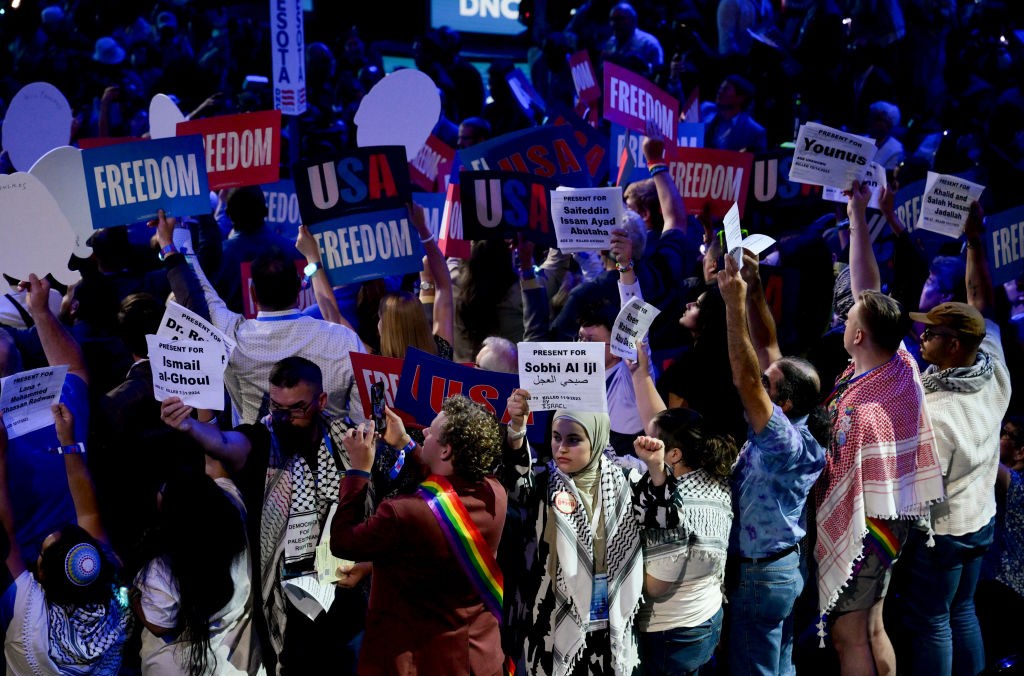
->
[554,490,578,515]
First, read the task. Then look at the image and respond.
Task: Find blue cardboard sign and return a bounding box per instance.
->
[982,206,1024,285]
[412,191,446,240]
[262,178,301,241]
[459,170,559,246]
[677,122,705,148]
[82,135,210,227]
[458,125,592,188]
[609,123,650,187]
[395,347,550,445]
[309,207,425,286]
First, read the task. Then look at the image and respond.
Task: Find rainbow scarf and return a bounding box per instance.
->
[417,475,504,621]
[865,517,902,568]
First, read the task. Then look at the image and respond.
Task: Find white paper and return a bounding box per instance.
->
[822,161,887,210]
[739,233,776,256]
[789,122,877,189]
[2,82,71,171]
[157,301,236,358]
[146,336,226,410]
[914,171,986,239]
[0,172,79,286]
[722,202,744,268]
[610,297,660,360]
[283,574,335,621]
[517,342,607,413]
[0,365,68,439]
[172,225,197,262]
[551,186,624,252]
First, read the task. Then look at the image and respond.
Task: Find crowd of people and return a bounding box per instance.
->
[1,1,1024,675]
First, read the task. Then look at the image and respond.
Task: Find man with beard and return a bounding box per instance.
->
[160,356,369,675]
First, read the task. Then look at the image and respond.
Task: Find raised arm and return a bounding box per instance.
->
[21,274,88,384]
[0,413,26,577]
[629,338,667,431]
[642,121,687,234]
[740,252,782,370]
[296,224,351,328]
[160,397,251,473]
[52,403,106,544]
[410,204,454,345]
[718,255,773,433]
[963,202,994,318]
[846,180,880,297]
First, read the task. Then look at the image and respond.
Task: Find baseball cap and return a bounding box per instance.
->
[908,302,986,338]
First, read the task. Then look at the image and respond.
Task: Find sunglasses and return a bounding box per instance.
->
[269,399,315,421]
[920,327,958,342]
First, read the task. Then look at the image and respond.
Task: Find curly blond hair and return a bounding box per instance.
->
[439,395,502,481]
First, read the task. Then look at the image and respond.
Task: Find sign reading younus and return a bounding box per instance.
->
[610,297,660,361]
[0,365,68,440]
[789,122,877,190]
[157,301,236,358]
[82,135,211,228]
[551,186,623,252]
[518,342,607,413]
[146,336,226,410]
[915,172,986,239]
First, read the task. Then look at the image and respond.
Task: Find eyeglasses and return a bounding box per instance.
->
[920,327,957,342]
[269,399,315,421]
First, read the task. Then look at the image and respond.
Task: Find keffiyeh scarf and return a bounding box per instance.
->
[815,350,944,617]
[920,348,994,394]
[47,594,130,676]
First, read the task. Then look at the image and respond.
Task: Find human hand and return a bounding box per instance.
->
[51,402,75,446]
[506,389,531,432]
[879,184,896,217]
[716,253,746,307]
[609,228,633,268]
[515,234,535,273]
[739,250,760,287]
[18,274,51,319]
[844,180,872,220]
[642,119,667,163]
[147,209,177,249]
[343,421,377,473]
[160,397,195,432]
[408,202,430,240]
[334,561,371,588]
[626,335,650,376]
[100,86,120,107]
[964,201,984,242]
[633,435,665,468]
[296,224,321,263]
[381,407,409,449]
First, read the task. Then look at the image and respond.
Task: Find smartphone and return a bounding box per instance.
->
[370,381,386,432]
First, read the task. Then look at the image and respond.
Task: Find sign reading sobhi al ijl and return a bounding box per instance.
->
[82,135,210,227]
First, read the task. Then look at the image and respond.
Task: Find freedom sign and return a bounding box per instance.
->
[667,146,754,219]
[82,135,211,228]
[602,62,678,144]
[263,178,301,241]
[349,351,418,427]
[177,110,282,190]
[457,125,592,188]
[569,51,601,107]
[981,206,1024,285]
[309,207,425,287]
[408,134,454,193]
[460,170,559,246]
[395,348,550,445]
[294,146,411,225]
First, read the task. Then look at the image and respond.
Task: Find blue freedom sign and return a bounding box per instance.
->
[82,135,210,227]
[982,206,1024,286]
[262,178,301,241]
[309,207,425,287]
[395,347,550,445]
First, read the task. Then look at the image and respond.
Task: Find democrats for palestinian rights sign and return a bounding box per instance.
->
[82,135,210,227]
[309,207,425,287]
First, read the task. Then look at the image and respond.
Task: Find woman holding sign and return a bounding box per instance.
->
[500,391,644,676]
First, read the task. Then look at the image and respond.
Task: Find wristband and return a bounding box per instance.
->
[648,165,669,177]
[420,233,435,243]
[158,244,179,261]
[615,259,634,273]
[507,424,527,441]
[346,469,371,479]
[518,266,536,280]
[48,443,86,455]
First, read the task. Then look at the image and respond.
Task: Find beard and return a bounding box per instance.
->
[273,419,321,459]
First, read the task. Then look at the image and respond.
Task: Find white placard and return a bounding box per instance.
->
[551,186,624,252]
[283,573,335,621]
[146,336,226,410]
[518,342,607,413]
[0,365,68,440]
[610,297,660,360]
[270,0,307,116]
[157,301,236,358]
[723,202,744,268]
[0,172,79,285]
[914,172,986,239]
[789,122,877,189]
[355,69,440,161]
[149,93,185,139]
[822,161,887,210]
[2,82,72,171]
[29,146,94,257]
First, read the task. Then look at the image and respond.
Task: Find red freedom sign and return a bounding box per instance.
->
[667,146,754,219]
[177,109,282,190]
[349,351,419,427]
[569,51,601,107]
[409,134,455,193]
[602,62,678,145]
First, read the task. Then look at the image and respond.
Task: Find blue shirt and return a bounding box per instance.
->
[730,405,825,558]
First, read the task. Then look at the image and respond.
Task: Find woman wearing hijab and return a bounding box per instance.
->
[500,391,643,676]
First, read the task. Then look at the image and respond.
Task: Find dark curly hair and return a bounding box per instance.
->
[438,395,503,481]
[651,408,738,481]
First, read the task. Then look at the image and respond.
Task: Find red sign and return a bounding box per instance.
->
[349,352,419,426]
[667,146,754,219]
[176,110,282,190]
[408,134,455,193]
[439,183,471,258]
[77,136,143,149]
[602,62,678,145]
[570,51,601,107]
[239,259,313,319]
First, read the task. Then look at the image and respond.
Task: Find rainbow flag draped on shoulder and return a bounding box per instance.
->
[417,475,504,621]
